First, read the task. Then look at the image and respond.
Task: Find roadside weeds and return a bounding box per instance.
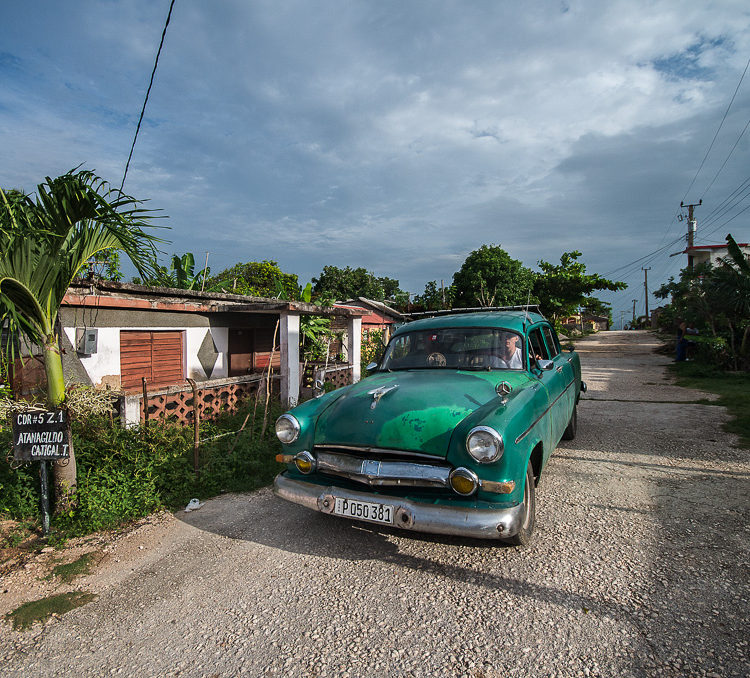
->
[669,361,750,449]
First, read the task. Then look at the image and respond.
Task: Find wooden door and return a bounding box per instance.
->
[228,328,254,377]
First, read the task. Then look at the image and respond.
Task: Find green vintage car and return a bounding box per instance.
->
[273,310,585,545]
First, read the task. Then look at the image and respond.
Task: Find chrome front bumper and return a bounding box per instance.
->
[273,473,525,540]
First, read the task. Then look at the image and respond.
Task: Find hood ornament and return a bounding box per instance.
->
[367,384,399,409]
[495,381,512,405]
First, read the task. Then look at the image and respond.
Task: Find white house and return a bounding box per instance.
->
[682,241,750,269]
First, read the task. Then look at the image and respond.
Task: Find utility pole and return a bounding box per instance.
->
[201,252,210,293]
[620,311,626,331]
[680,200,701,267]
[440,280,445,309]
[642,267,651,320]
[632,299,638,327]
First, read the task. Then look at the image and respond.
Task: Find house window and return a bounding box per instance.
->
[120,330,184,390]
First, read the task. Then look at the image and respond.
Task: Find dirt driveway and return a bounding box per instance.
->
[1,331,748,677]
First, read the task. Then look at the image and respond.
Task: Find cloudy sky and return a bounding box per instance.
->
[2,1,749,323]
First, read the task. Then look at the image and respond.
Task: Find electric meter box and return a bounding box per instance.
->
[76,327,98,355]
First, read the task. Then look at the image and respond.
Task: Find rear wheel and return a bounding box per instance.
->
[562,405,577,440]
[503,461,536,546]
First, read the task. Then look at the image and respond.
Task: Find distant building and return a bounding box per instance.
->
[561,313,609,332]
[682,242,750,269]
[650,306,667,329]
[333,297,404,345]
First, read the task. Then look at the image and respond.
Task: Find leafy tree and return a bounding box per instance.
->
[413,280,454,311]
[380,276,403,301]
[0,170,160,505]
[142,252,210,290]
[452,245,537,308]
[655,262,722,335]
[206,260,299,298]
[657,234,750,369]
[312,265,404,303]
[533,251,627,321]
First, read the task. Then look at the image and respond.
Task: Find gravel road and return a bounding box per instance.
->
[1,330,748,677]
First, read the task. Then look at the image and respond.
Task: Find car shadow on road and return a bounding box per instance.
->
[176,489,632,625]
[556,452,750,480]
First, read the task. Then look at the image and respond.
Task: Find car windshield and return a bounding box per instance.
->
[379,328,525,371]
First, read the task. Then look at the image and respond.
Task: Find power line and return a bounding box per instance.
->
[681,55,750,203]
[120,0,177,193]
[702,201,750,238]
[701,185,750,236]
[701,174,750,224]
[626,55,750,305]
[700,115,750,200]
[601,235,685,279]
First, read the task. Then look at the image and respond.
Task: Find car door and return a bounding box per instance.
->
[528,325,568,449]
[542,324,576,424]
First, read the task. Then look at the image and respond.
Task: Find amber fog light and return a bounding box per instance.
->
[449,467,479,496]
[294,451,316,474]
[275,414,300,444]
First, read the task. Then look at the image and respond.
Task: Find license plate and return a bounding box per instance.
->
[333,497,394,525]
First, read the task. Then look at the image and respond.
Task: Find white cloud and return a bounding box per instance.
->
[1,0,748,315]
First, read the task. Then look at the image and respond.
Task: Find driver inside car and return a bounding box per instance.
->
[497,333,522,369]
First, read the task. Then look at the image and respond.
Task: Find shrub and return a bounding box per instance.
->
[361,330,385,375]
[690,335,732,369]
[0,429,40,519]
[0,398,284,536]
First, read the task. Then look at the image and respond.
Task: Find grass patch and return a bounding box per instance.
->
[669,362,750,449]
[1,525,27,549]
[50,552,97,583]
[0,519,40,563]
[5,591,98,630]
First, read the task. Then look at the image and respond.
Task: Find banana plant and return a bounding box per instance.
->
[299,282,339,361]
[148,252,209,290]
[714,234,750,365]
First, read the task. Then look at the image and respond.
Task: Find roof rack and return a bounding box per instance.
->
[402,305,544,319]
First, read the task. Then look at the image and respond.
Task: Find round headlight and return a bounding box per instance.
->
[275,414,300,444]
[466,426,503,463]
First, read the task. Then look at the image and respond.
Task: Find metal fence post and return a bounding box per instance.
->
[141,377,149,431]
[187,378,200,475]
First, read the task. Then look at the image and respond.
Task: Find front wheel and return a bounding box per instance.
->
[503,461,536,546]
[562,405,577,440]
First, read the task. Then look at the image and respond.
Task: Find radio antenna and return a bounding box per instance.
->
[523,288,532,332]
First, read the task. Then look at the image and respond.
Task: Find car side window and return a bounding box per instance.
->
[389,335,411,361]
[542,326,560,358]
[528,328,550,362]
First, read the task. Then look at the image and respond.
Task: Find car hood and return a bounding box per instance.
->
[313,369,527,458]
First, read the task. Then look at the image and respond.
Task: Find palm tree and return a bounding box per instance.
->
[0,169,162,505]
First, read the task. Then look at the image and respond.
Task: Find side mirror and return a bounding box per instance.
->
[536,359,554,371]
[366,361,378,372]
